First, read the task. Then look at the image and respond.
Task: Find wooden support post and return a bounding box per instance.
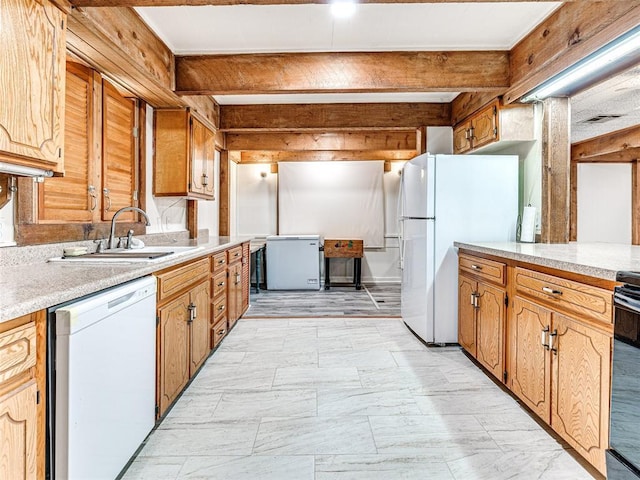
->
[541,97,570,244]
[570,161,577,242]
[219,150,231,236]
[416,127,427,155]
[187,199,198,239]
[633,161,640,245]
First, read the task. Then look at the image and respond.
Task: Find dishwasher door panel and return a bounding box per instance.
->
[53,277,156,480]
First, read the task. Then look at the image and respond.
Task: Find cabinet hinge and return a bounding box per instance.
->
[132,127,139,138]
[61,19,64,29]
[188,182,191,190]
[155,405,159,415]
[36,390,41,405]
[493,105,497,115]
[504,294,509,307]
[493,127,498,137]
[503,371,508,383]
[58,147,62,158]
[156,315,160,326]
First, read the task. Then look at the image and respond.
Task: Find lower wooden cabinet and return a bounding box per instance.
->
[156,259,211,417]
[0,311,45,480]
[459,252,613,475]
[0,380,38,480]
[458,271,505,381]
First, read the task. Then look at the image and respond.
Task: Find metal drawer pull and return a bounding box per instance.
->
[542,287,562,295]
[541,326,550,350]
[234,252,240,257]
[218,329,226,336]
[217,281,225,287]
[218,259,225,264]
[218,305,225,311]
[471,264,483,270]
[549,329,558,354]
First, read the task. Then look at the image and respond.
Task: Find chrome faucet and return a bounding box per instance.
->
[108,206,151,250]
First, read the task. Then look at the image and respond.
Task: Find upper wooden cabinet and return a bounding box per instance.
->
[154,109,215,200]
[39,64,138,224]
[0,0,66,173]
[453,100,534,154]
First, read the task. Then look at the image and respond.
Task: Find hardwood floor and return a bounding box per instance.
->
[245,283,401,318]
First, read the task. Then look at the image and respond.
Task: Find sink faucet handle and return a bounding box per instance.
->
[126,229,134,249]
[93,239,105,253]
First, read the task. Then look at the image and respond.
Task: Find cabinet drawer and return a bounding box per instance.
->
[212,271,227,298]
[459,254,506,286]
[213,295,227,320]
[156,257,211,303]
[0,322,36,384]
[514,267,612,324]
[212,317,228,348]
[212,251,227,272]
[227,246,243,263]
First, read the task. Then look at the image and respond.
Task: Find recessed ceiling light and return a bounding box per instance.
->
[331,0,356,19]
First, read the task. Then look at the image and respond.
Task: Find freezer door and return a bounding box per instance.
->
[401,218,435,343]
[400,154,434,219]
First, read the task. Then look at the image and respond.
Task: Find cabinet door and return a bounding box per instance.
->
[189,281,211,375]
[241,243,250,313]
[102,79,136,222]
[458,274,477,356]
[202,126,215,199]
[453,122,472,154]
[509,296,551,422]
[476,282,505,381]
[158,293,190,416]
[0,0,65,172]
[471,104,498,150]
[189,117,206,196]
[227,262,242,329]
[39,63,97,223]
[551,313,610,475]
[0,380,37,480]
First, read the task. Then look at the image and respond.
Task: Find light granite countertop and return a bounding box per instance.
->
[0,235,253,323]
[454,241,640,282]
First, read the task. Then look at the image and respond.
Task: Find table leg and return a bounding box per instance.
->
[355,258,362,290]
[254,250,261,294]
[324,257,331,290]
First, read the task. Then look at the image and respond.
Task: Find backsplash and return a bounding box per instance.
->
[0,230,209,267]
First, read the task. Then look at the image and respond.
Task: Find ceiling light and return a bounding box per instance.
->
[331,0,356,19]
[522,25,640,102]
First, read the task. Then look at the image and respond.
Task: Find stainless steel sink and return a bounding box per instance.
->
[49,245,204,263]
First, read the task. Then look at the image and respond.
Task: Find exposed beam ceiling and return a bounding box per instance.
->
[238,150,417,163]
[572,125,640,163]
[74,0,565,6]
[175,51,509,95]
[220,103,451,132]
[226,131,417,151]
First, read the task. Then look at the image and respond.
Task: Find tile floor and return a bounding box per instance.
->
[124,318,597,480]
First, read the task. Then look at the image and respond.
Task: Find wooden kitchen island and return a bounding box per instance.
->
[454,241,631,476]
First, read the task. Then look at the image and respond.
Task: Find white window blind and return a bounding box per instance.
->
[278,161,385,247]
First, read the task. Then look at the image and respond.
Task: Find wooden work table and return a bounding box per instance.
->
[323,239,364,290]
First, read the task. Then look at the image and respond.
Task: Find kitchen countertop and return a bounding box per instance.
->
[454,241,640,282]
[0,236,252,323]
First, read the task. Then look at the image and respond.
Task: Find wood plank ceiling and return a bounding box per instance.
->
[67,1,640,163]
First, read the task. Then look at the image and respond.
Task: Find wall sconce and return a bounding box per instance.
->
[260,171,268,178]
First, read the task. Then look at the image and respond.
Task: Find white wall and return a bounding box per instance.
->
[0,183,16,246]
[577,163,631,243]
[236,164,277,237]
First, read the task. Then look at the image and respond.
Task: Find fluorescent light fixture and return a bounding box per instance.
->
[331,0,356,19]
[0,161,54,179]
[522,25,640,102]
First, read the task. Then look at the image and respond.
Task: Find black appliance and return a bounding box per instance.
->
[608,271,640,479]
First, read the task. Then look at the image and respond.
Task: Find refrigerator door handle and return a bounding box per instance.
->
[397,171,405,270]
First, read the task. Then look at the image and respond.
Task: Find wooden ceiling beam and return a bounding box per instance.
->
[226,131,417,151]
[72,0,565,7]
[451,91,503,125]
[572,125,640,163]
[505,1,640,104]
[67,7,220,129]
[238,150,417,163]
[175,51,509,95]
[220,103,451,131]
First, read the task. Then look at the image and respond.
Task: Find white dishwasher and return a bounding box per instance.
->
[266,235,321,290]
[52,276,156,480]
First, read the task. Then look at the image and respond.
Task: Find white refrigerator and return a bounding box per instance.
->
[399,153,518,344]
